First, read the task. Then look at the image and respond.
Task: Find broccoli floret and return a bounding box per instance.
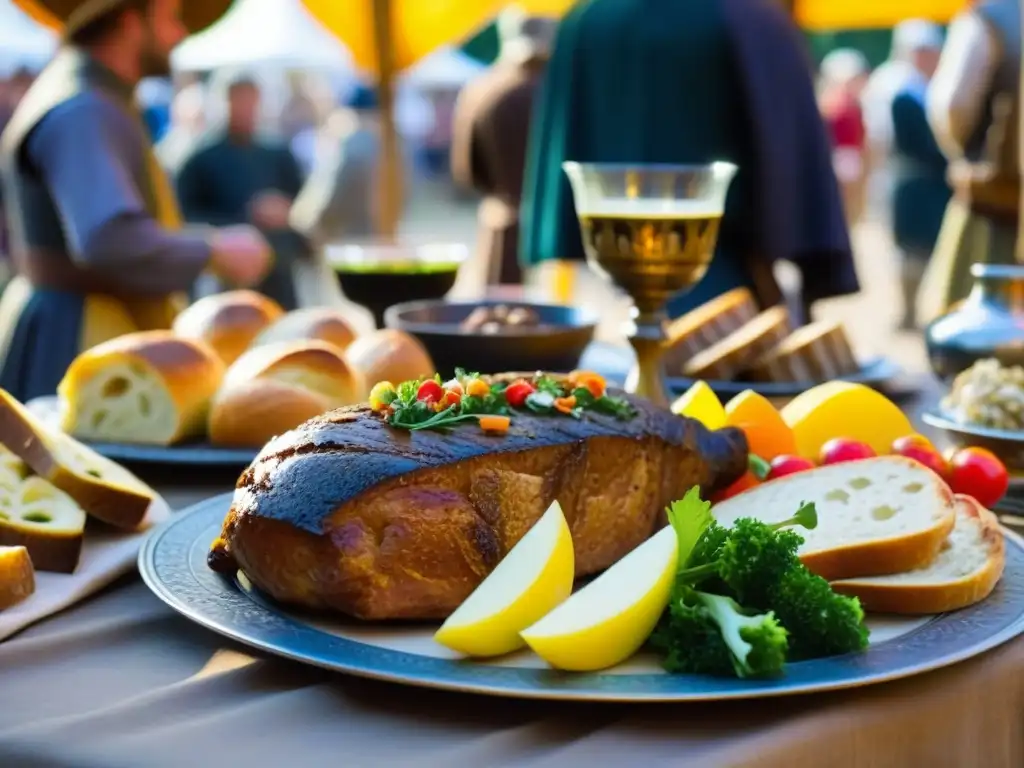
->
[767,567,870,659]
[717,519,805,606]
[653,588,788,678]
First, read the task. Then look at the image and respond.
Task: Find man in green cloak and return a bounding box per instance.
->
[520,0,857,320]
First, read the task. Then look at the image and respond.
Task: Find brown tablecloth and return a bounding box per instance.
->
[0,375,1022,767]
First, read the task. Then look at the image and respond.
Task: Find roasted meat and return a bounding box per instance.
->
[209,395,747,620]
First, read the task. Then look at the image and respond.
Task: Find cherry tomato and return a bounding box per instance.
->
[711,471,760,502]
[819,438,876,465]
[891,434,936,454]
[440,389,462,409]
[504,379,536,408]
[891,439,950,479]
[416,379,444,404]
[767,455,817,480]
[946,447,1009,508]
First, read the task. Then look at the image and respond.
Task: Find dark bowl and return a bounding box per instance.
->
[384,300,599,377]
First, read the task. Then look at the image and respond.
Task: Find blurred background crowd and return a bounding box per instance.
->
[0,0,1017,345]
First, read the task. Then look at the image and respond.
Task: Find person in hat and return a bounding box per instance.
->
[450,6,558,286]
[0,0,273,403]
[518,0,856,322]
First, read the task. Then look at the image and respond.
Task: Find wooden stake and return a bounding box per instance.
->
[372,0,402,238]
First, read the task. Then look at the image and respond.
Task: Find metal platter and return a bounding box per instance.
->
[140,494,1024,703]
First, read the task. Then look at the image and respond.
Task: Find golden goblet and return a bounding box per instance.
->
[562,161,738,408]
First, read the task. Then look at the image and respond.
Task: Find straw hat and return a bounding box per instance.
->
[14,0,231,36]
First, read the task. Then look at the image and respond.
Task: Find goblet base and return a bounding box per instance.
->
[622,311,671,409]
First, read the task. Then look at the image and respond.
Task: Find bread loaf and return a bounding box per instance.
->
[0,476,85,573]
[750,320,860,382]
[209,340,365,446]
[0,389,155,530]
[344,329,435,398]
[832,495,1005,614]
[58,331,225,446]
[713,456,957,581]
[683,306,791,381]
[662,288,758,373]
[251,307,358,353]
[0,545,35,610]
[172,290,284,366]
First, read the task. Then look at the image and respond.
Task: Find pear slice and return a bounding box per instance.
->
[434,500,575,657]
[520,525,679,672]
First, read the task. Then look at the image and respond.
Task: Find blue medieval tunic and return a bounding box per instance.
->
[519,0,856,318]
[0,50,211,402]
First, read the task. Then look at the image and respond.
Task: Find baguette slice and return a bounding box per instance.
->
[0,477,85,573]
[712,456,957,581]
[683,306,791,381]
[0,389,154,530]
[749,320,860,382]
[662,288,758,373]
[831,495,1005,614]
[0,545,35,610]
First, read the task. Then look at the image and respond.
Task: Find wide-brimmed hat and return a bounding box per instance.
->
[14,0,231,36]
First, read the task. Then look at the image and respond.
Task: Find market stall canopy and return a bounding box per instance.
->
[171,0,354,73]
[795,0,967,30]
[0,0,56,75]
[300,0,508,75]
[401,46,486,89]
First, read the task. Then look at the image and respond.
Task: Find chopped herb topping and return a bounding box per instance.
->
[367,369,637,433]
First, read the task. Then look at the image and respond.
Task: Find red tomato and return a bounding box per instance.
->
[946,448,1009,508]
[504,379,536,408]
[893,444,949,479]
[416,379,444,404]
[819,438,876,465]
[712,471,760,502]
[891,434,936,454]
[767,455,817,480]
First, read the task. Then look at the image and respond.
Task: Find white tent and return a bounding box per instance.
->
[171,0,354,73]
[402,46,486,89]
[0,0,56,75]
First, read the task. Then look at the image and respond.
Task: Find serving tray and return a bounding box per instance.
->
[140,494,1024,703]
[26,396,259,468]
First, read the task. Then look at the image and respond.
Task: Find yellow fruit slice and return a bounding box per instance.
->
[519,525,679,672]
[671,381,726,430]
[780,381,913,459]
[434,500,574,657]
[725,389,777,424]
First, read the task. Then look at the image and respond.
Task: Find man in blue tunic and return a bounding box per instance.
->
[0,0,272,402]
[520,0,857,320]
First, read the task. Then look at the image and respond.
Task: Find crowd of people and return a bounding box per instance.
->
[0,0,1019,404]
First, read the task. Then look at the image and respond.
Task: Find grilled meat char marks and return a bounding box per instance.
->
[213,396,747,620]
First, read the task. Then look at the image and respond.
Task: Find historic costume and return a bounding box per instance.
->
[450,12,557,286]
[918,0,1021,323]
[0,0,231,402]
[519,0,856,318]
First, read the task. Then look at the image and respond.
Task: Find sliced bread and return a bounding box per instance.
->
[831,495,1005,614]
[662,288,758,373]
[0,545,35,610]
[0,476,86,573]
[0,388,155,530]
[712,456,957,581]
[683,305,791,381]
[749,320,860,383]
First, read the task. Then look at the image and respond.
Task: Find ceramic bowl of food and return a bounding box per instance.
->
[384,300,599,377]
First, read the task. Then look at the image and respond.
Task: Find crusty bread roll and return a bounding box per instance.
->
[58,331,225,446]
[251,307,358,354]
[344,329,435,397]
[209,340,365,446]
[172,290,284,366]
[0,545,35,610]
[0,389,156,530]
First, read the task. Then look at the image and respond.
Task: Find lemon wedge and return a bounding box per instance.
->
[434,500,574,657]
[519,525,679,672]
[672,381,726,430]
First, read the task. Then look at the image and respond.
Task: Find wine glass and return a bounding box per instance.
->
[327,241,469,329]
[562,162,737,407]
